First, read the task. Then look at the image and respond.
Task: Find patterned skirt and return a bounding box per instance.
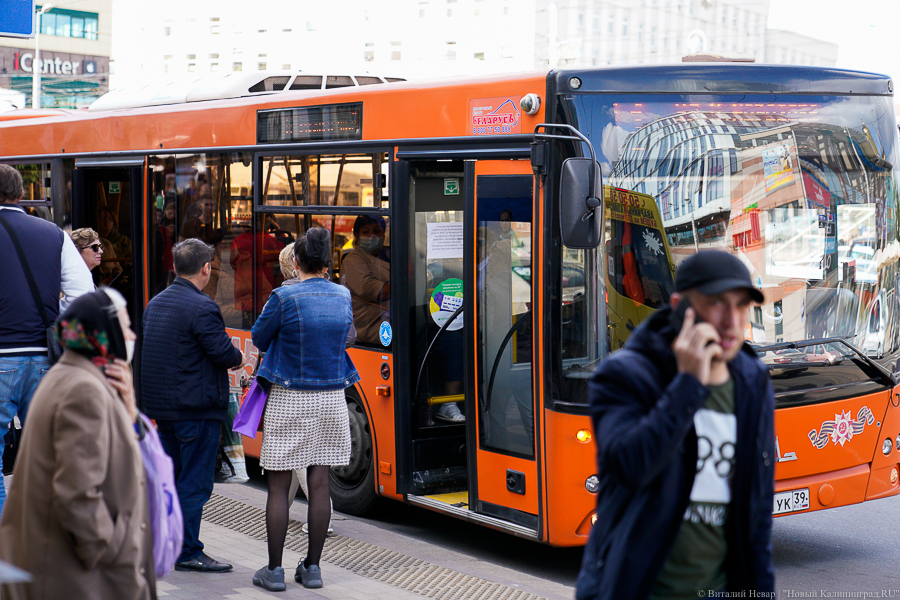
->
[260,384,350,471]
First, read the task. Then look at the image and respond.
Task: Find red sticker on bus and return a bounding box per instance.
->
[469,96,522,136]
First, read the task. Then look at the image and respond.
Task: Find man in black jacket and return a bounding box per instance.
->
[141,238,250,573]
[576,250,775,600]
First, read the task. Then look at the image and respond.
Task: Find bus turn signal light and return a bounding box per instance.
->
[576,429,592,443]
[892,467,898,485]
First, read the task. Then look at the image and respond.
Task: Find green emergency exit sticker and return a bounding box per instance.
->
[109,182,121,193]
[444,178,459,195]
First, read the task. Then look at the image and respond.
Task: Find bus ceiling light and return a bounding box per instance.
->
[576,429,592,443]
[569,77,583,90]
[520,93,541,115]
[884,438,893,456]
[585,475,600,493]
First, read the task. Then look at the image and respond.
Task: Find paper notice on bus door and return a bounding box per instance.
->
[427,222,464,259]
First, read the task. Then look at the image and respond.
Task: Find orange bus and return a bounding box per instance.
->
[2,63,899,546]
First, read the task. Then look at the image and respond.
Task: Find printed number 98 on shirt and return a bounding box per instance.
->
[773,488,810,514]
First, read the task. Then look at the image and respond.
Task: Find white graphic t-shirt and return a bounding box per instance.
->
[651,379,736,599]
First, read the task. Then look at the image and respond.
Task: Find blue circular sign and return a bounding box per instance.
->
[379,322,392,346]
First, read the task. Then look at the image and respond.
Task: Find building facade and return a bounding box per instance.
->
[0,0,112,109]
[108,0,838,91]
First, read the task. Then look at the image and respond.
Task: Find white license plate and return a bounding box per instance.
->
[773,488,810,514]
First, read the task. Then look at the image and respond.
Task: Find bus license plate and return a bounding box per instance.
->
[773,488,810,514]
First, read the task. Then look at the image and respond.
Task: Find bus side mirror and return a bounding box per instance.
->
[559,157,602,249]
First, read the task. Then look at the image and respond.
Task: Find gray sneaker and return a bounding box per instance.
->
[253,566,286,592]
[295,559,323,589]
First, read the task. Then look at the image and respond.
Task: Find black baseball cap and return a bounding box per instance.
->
[675,250,764,303]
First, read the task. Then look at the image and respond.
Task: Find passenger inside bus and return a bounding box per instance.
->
[341,215,391,346]
[97,206,132,261]
[231,222,281,329]
[70,228,118,287]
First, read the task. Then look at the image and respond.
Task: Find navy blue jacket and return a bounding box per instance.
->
[140,277,242,421]
[576,307,775,600]
[0,207,63,354]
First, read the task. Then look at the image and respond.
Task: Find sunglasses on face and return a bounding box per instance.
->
[83,243,103,252]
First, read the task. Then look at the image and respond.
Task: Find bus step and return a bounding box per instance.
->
[411,466,467,495]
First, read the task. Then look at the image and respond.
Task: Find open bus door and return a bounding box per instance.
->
[468,159,540,536]
[399,160,540,538]
[401,158,541,538]
[71,158,145,386]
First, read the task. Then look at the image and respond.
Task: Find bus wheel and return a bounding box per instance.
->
[330,397,379,516]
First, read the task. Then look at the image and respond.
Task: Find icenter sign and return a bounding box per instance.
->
[13,52,97,75]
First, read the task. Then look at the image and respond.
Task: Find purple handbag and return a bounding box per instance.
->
[232,378,267,438]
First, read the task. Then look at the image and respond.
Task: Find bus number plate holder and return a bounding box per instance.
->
[773,488,810,515]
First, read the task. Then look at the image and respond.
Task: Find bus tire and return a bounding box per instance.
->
[330,396,379,516]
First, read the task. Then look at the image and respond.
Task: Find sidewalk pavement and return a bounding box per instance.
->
[158,520,420,599]
[159,483,424,600]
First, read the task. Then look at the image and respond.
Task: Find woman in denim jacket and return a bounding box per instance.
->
[250,228,359,591]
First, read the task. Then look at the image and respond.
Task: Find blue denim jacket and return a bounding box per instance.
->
[251,278,360,391]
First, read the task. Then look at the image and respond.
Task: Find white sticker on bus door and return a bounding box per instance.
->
[427,222,464,260]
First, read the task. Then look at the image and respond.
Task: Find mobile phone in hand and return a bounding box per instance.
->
[669,300,712,345]
[669,299,694,332]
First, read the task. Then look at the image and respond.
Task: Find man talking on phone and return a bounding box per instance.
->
[576,250,775,600]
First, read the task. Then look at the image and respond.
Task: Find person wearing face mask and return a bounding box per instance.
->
[341,215,390,346]
[0,288,156,600]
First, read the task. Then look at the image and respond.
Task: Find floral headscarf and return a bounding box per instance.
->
[55,290,128,369]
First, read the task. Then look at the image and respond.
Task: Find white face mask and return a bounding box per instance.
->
[126,339,135,363]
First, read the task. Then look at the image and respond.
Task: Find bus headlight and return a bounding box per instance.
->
[884,438,893,455]
[585,475,600,493]
[576,429,592,443]
[590,512,598,525]
[895,434,900,452]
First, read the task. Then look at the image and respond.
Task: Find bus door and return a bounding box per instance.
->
[71,158,145,347]
[402,157,539,537]
[468,159,539,534]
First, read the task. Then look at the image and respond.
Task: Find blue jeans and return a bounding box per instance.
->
[0,355,50,518]
[156,419,221,562]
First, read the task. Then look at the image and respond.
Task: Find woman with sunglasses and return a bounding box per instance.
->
[71,228,120,286]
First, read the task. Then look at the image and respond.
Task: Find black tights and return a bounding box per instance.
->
[265,466,331,569]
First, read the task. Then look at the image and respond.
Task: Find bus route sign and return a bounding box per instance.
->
[605,187,660,229]
[2,0,36,38]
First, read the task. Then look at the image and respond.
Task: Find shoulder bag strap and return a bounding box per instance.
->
[0,212,53,330]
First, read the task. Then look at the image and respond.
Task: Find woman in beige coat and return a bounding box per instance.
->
[0,289,156,600]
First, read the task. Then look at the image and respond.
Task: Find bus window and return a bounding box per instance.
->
[148,152,252,328]
[477,190,534,456]
[261,153,388,207]
[341,214,391,347]
[8,163,53,223]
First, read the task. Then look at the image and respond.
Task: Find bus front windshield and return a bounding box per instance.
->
[556,91,899,406]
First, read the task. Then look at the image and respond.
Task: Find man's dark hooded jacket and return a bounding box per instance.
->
[575,306,775,600]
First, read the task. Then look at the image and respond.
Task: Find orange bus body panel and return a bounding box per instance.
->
[775,465,870,511]
[543,410,597,547]
[774,390,900,513]
[865,385,900,501]
[0,73,547,156]
[774,392,888,481]
[346,347,401,501]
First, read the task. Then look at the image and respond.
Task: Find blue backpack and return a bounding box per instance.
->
[138,414,184,578]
